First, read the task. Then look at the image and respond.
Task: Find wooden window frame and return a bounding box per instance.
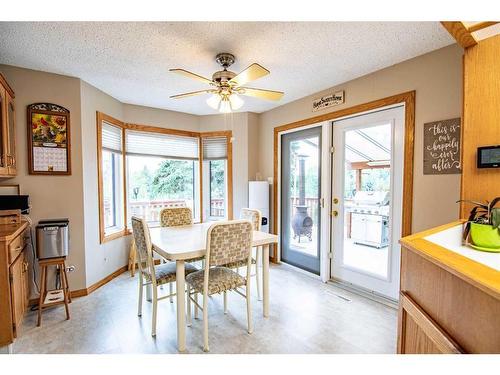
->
[200,131,234,220]
[97,112,128,243]
[96,113,234,243]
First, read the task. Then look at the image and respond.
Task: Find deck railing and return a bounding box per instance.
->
[104,198,226,222]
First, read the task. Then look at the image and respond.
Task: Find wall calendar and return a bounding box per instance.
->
[27,103,71,175]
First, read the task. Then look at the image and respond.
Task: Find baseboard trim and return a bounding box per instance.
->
[86,265,128,295]
[29,265,129,306]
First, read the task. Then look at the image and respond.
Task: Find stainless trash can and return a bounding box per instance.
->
[36,219,69,260]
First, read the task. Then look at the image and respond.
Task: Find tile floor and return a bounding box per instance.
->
[13,264,397,354]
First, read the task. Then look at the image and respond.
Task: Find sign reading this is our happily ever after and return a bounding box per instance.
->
[312,90,344,112]
[423,117,461,175]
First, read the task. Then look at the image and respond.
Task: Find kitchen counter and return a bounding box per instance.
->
[400,221,500,299]
[397,221,500,353]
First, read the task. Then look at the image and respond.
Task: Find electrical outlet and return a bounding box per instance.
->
[66,265,76,272]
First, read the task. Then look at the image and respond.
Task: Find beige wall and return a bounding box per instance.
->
[247,112,260,181]
[257,44,463,233]
[80,81,126,287]
[0,65,87,293]
[123,103,199,132]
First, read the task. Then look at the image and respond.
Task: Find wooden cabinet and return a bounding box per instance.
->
[0,72,16,178]
[398,222,500,354]
[0,221,29,346]
[9,249,29,336]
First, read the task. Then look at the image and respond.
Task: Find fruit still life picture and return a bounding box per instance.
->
[31,113,68,148]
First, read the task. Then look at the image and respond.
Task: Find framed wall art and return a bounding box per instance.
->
[423,117,461,175]
[27,103,71,175]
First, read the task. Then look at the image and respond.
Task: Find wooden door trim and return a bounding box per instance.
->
[273,91,415,263]
[441,22,478,49]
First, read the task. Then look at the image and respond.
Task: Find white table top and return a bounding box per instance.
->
[425,224,500,272]
[150,222,278,261]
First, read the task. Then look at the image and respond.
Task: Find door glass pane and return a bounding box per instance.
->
[281,126,322,275]
[342,124,391,278]
[289,137,320,255]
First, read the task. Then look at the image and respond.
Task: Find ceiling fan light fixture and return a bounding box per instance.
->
[219,97,232,113]
[228,94,244,110]
[206,94,221,110]
[171,52,282,112]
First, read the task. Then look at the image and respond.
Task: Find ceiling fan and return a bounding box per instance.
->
[170,53,284,113]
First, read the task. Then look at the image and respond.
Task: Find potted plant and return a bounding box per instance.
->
[458,197,500,252]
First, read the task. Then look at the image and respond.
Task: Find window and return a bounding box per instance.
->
[97,114,126,242]
[97,113,233,243]
[125,130,200,225]
[202,134,231,221]
[209,160,227,218]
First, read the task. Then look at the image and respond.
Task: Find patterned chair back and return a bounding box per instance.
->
[206,220,253,267]
[131,216,155,276]
[160,207,193,227]
[239,208,262,231]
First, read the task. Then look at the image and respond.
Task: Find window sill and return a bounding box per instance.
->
[101,228,131,244]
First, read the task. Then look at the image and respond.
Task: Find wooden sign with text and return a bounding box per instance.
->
[312,91,344,112]
[423,118,461,175]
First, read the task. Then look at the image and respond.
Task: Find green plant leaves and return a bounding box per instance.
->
[491,208,500,229]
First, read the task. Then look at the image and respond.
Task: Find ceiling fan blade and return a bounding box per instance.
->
[229,63,270,86]
[170,89,214,99]
[238,87,284,101]
[170,69,213,85]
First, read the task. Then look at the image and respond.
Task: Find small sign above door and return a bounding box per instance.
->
[312,91,344,112]
[423,117,461,175]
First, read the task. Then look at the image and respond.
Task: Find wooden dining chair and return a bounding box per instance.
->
[131,216,197,337]
[185,220,254,352]
[221,208,262,300]
[159,206,204,306]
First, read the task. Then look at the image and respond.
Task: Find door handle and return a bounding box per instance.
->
[331,210,339,217]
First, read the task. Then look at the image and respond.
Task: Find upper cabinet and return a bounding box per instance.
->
[0,72,16,178]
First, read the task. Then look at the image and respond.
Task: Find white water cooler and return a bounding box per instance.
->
[248,181,270,233]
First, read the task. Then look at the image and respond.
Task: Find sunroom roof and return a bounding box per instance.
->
[345,124,391,163]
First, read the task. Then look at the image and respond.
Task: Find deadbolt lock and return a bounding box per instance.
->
[333,198,339,204]
[331,210,339,217]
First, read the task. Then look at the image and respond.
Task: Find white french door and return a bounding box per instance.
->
[330,106,405,300]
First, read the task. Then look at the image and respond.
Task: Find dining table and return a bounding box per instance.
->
[149,221,278,352]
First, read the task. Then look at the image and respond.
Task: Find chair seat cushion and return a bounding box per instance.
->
[144,262,198,285]
[186,267,246,295]
[223,258,256,269]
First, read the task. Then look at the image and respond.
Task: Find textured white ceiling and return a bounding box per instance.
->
[0,22,454,115]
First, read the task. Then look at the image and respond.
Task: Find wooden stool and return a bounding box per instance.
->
[127,240,137,277]
[37,257,71,327]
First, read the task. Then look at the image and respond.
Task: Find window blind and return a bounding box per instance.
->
[202,137,228,160]
[125,130,199,160]
[102,122,123,152]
